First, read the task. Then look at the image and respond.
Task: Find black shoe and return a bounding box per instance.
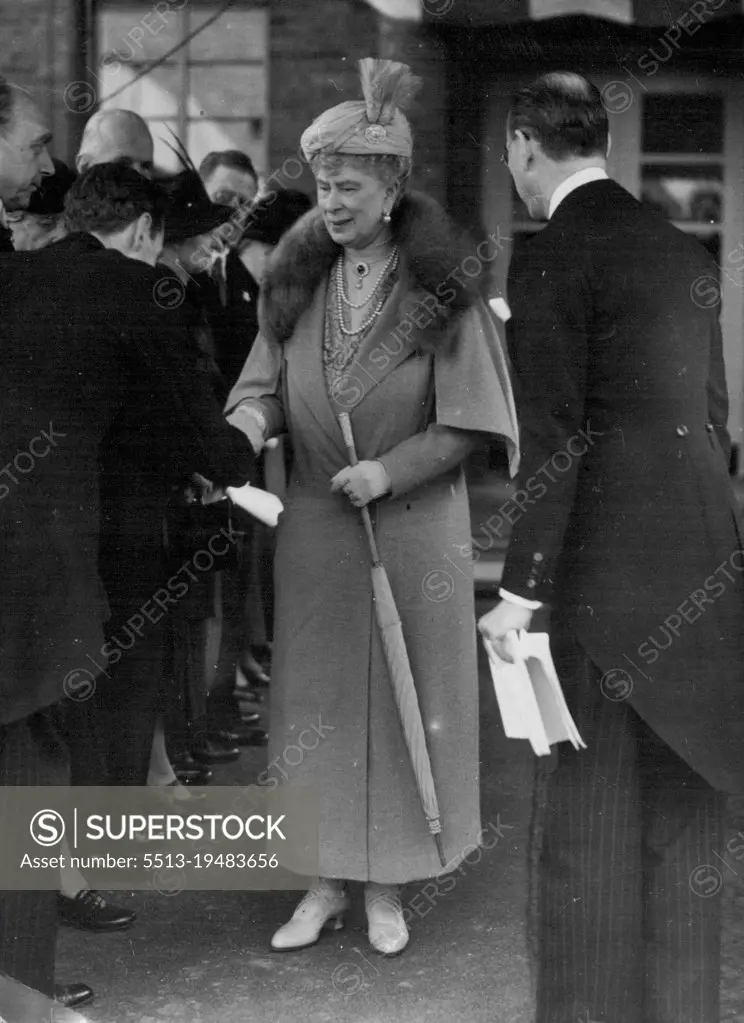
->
[224,712,260,728]
[235,727,268,747]
[191,735,241,764]
[54,983,94,1008]
[219,723,265,746]
[175,765,213,785]
[58,890,136,932]
[236,690,266,708]
[250,643,273,672]
[237,657,271,689]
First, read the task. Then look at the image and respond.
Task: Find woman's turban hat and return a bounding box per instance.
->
[300,58,422,162]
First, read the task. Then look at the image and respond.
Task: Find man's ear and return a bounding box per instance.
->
[132,211,153,250]
[518,130,539,169]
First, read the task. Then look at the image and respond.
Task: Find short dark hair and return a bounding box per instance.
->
[199,149,257,183]
[63,160,168,235]
[508,72,608,161]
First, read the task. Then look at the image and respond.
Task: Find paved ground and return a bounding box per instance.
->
[56,603,536,1023]
[54,477,744,1022]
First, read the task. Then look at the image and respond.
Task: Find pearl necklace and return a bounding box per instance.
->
[339,247,399,309]
[333,253,397,337]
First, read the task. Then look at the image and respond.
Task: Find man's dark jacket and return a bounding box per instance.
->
[502,179,744,793]
[193,250,260,392]
[0,233,254,724]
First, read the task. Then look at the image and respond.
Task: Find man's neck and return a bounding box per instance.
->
[544,160,607,212]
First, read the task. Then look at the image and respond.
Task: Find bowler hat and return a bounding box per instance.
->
[161,168,233,245]
[239,189,313,248]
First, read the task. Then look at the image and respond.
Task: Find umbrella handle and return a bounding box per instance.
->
[338,413,381,564]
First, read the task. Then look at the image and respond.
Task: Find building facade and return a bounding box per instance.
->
[2,0,744,464]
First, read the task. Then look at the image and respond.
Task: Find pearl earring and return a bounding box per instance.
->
[382,209,392,224]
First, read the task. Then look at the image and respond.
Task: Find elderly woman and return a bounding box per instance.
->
[226,59,518,957]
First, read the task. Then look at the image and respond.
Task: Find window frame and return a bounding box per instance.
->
[93,0,269,173]
[482,71,744,461]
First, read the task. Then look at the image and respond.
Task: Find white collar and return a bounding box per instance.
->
[548,167,609,219]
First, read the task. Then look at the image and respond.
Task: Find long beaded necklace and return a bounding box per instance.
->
[333,249,400,336]
[341,247,400,308]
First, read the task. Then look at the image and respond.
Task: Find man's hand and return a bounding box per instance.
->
[227,407,279,456]
[330,461,391,508]
[477,600,534,663]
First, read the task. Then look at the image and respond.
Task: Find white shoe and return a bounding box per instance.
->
[270,880,349,952]
[364,882,409,956]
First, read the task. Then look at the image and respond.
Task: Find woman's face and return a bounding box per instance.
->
[204,165,258,208]
[315,162,396,250]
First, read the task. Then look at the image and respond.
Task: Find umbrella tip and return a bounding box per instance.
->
[435,832,447,869]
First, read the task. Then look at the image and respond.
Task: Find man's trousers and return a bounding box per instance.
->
[0,712,62,995]
[532,630,725,1023]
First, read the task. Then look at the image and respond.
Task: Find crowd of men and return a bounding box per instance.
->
[0,78,310,1009]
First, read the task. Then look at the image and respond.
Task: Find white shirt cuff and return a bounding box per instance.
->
[499,587,543,610]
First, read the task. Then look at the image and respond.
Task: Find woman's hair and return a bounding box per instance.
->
[309,152,412,196]
[508,71,608,161]
[199,149,258,184]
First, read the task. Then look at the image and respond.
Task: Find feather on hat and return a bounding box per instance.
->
[300,58,421,161]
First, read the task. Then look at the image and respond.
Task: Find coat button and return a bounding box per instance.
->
[533,553,544,563]
[676,425,689,437]
[706,423,714,433]
[526,579,537,589]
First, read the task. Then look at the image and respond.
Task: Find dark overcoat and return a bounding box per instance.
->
[501,179,744,793]
[226,193,519,882]
[0,233,253,724]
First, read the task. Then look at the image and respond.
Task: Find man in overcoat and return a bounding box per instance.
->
[0,74,90,1006]
[479,72,744,1023]
[0,160,253,999]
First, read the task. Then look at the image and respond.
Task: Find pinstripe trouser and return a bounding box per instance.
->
[0,712,62,995]
[531,631,725,1023]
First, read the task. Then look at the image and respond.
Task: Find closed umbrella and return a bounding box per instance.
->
[338,412,446,867]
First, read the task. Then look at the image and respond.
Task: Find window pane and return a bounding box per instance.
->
[642,94,723,154]
[148,120,182,173]
[100,64,180,117]
[98,6,183,63]
[187,119,265,173]
[188,65,266,118]
[640,164,722,223]
[188,8,267,61]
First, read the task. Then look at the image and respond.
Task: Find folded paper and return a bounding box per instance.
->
[482,629,586,756]
[226,483,283,528]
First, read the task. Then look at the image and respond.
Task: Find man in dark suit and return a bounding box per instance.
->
[479,72,744,1023]
[60,163,257,788]
[0,74,94,1010]
[0,161,253,1002]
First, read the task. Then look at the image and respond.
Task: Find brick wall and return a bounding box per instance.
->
[268,0,450,207]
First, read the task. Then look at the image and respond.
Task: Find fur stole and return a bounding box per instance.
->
[260,191,488,349]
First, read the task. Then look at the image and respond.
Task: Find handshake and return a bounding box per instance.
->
[227,403,280,455]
